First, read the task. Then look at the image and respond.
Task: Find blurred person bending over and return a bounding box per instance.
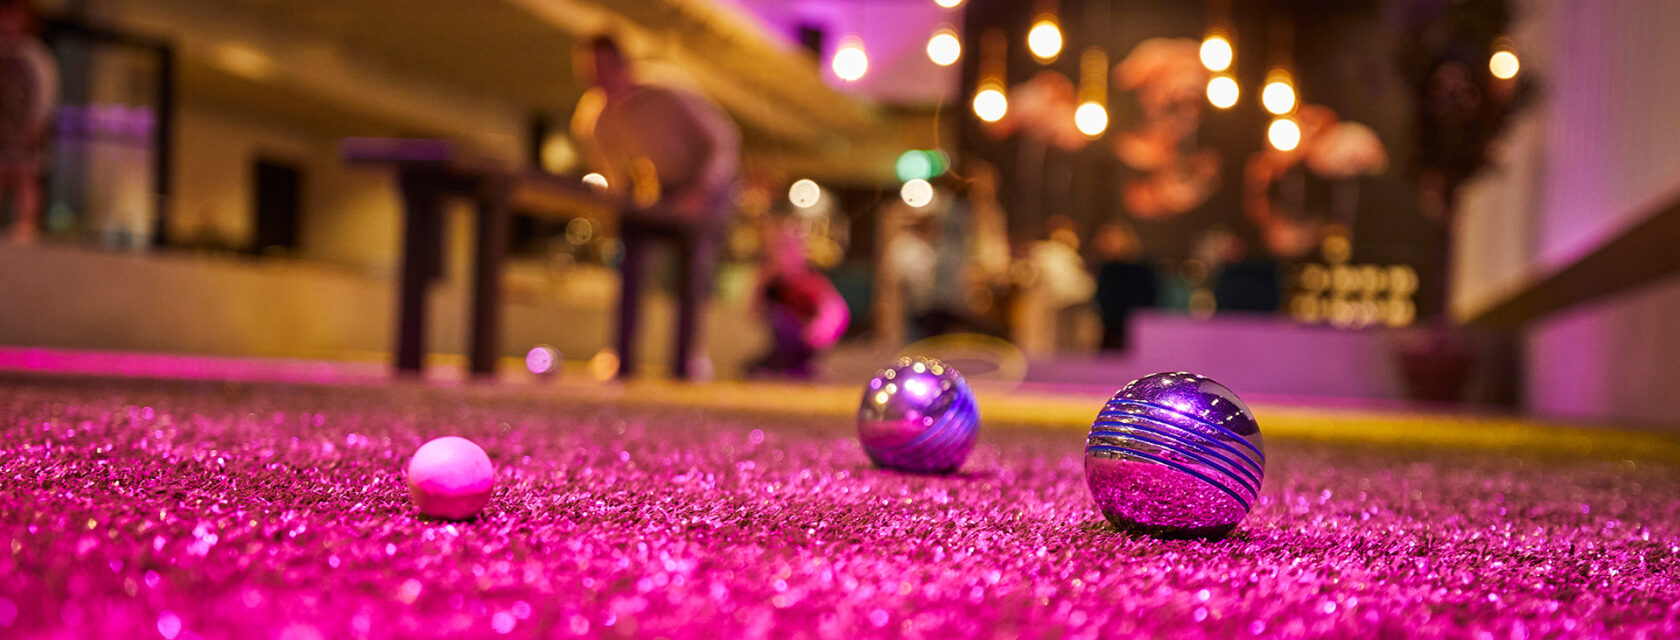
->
[575,35,740,380]
[748,219,849,379]
[0,0,57,243]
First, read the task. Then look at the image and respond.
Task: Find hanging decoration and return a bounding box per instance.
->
[1113,38,1219,218]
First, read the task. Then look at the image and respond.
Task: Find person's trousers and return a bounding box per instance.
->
[757,304,815,375]
[615,216,721,379]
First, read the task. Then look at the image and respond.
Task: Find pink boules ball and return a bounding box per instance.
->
[406,436,494,520]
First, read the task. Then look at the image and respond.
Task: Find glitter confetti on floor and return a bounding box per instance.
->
[1,373,1678,638]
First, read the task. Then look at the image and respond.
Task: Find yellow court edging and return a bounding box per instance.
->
[584,379,1680,462]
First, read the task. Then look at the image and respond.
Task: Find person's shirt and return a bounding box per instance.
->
[0,35,58,154]
[1030,240,1096,308]
[967,200,1012,286]
[590,84,739,218]
[886,233,938,314]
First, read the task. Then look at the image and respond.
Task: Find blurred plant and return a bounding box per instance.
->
[1394,0,1535,318]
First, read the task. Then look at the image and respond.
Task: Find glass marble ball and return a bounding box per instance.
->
[1084,372,1265,539]
[857,356,980,474]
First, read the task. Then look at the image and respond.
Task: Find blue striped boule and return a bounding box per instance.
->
[857,356,979,474]
[1085,372,1265,539]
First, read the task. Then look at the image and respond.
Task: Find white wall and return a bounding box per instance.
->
[169,101,308,249]
[168,99,405,272]
[1453,0,1680,425]
[1525,276,1680,424]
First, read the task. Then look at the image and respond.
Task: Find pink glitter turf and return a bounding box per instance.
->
[0,373,1677,638]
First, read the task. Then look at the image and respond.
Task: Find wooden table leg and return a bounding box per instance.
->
[395,170,442,375]
[468,177,512,377]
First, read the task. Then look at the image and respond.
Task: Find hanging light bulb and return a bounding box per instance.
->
[1489,36,1520,80]
[974,29,1009,123]
[833,36,869,82]
[974,84,1008,122]
[901,179,935,207]
[1075,102,1108,136]
[1200,32,1234,72]
[1261,70,1296,115]
[1207,75,1239,109]
[934,0,963,7]
[1027,17,1062,63]
[1267,117,1301,151]
[1489,50,1519,79]
[789,179,822,208]
[1074,47,1108,137]
[927,27,961,67]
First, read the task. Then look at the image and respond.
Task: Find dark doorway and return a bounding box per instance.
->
[251,158,303,255]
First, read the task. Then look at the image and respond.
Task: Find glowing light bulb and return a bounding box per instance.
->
[1074,101,1108,136]
[1490,50,1519,79]
[833,38,869,82]
[901,179,934,208]
[927,29,961,67]
[581,172,608,191]
[1261,78,1295,115]
[934,0,962,7]
[1207,76,1239,109]
[789,179,822,208]
[1200,34,1233,72]
[973,87,1008,123]
[1027,19,1062,62]
[1268,117,1301,151]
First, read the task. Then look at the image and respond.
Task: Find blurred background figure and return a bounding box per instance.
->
[882,207,939,342]
[1028,215,1096,350]
[963,161,1015,331]
[1092,222,1157,352]
[748,216,848,379]
[0,0,56,244]
[574,35,740,380]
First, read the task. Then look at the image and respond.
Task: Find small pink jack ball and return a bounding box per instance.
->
[406,436,494,520]
[526,344,561,378]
